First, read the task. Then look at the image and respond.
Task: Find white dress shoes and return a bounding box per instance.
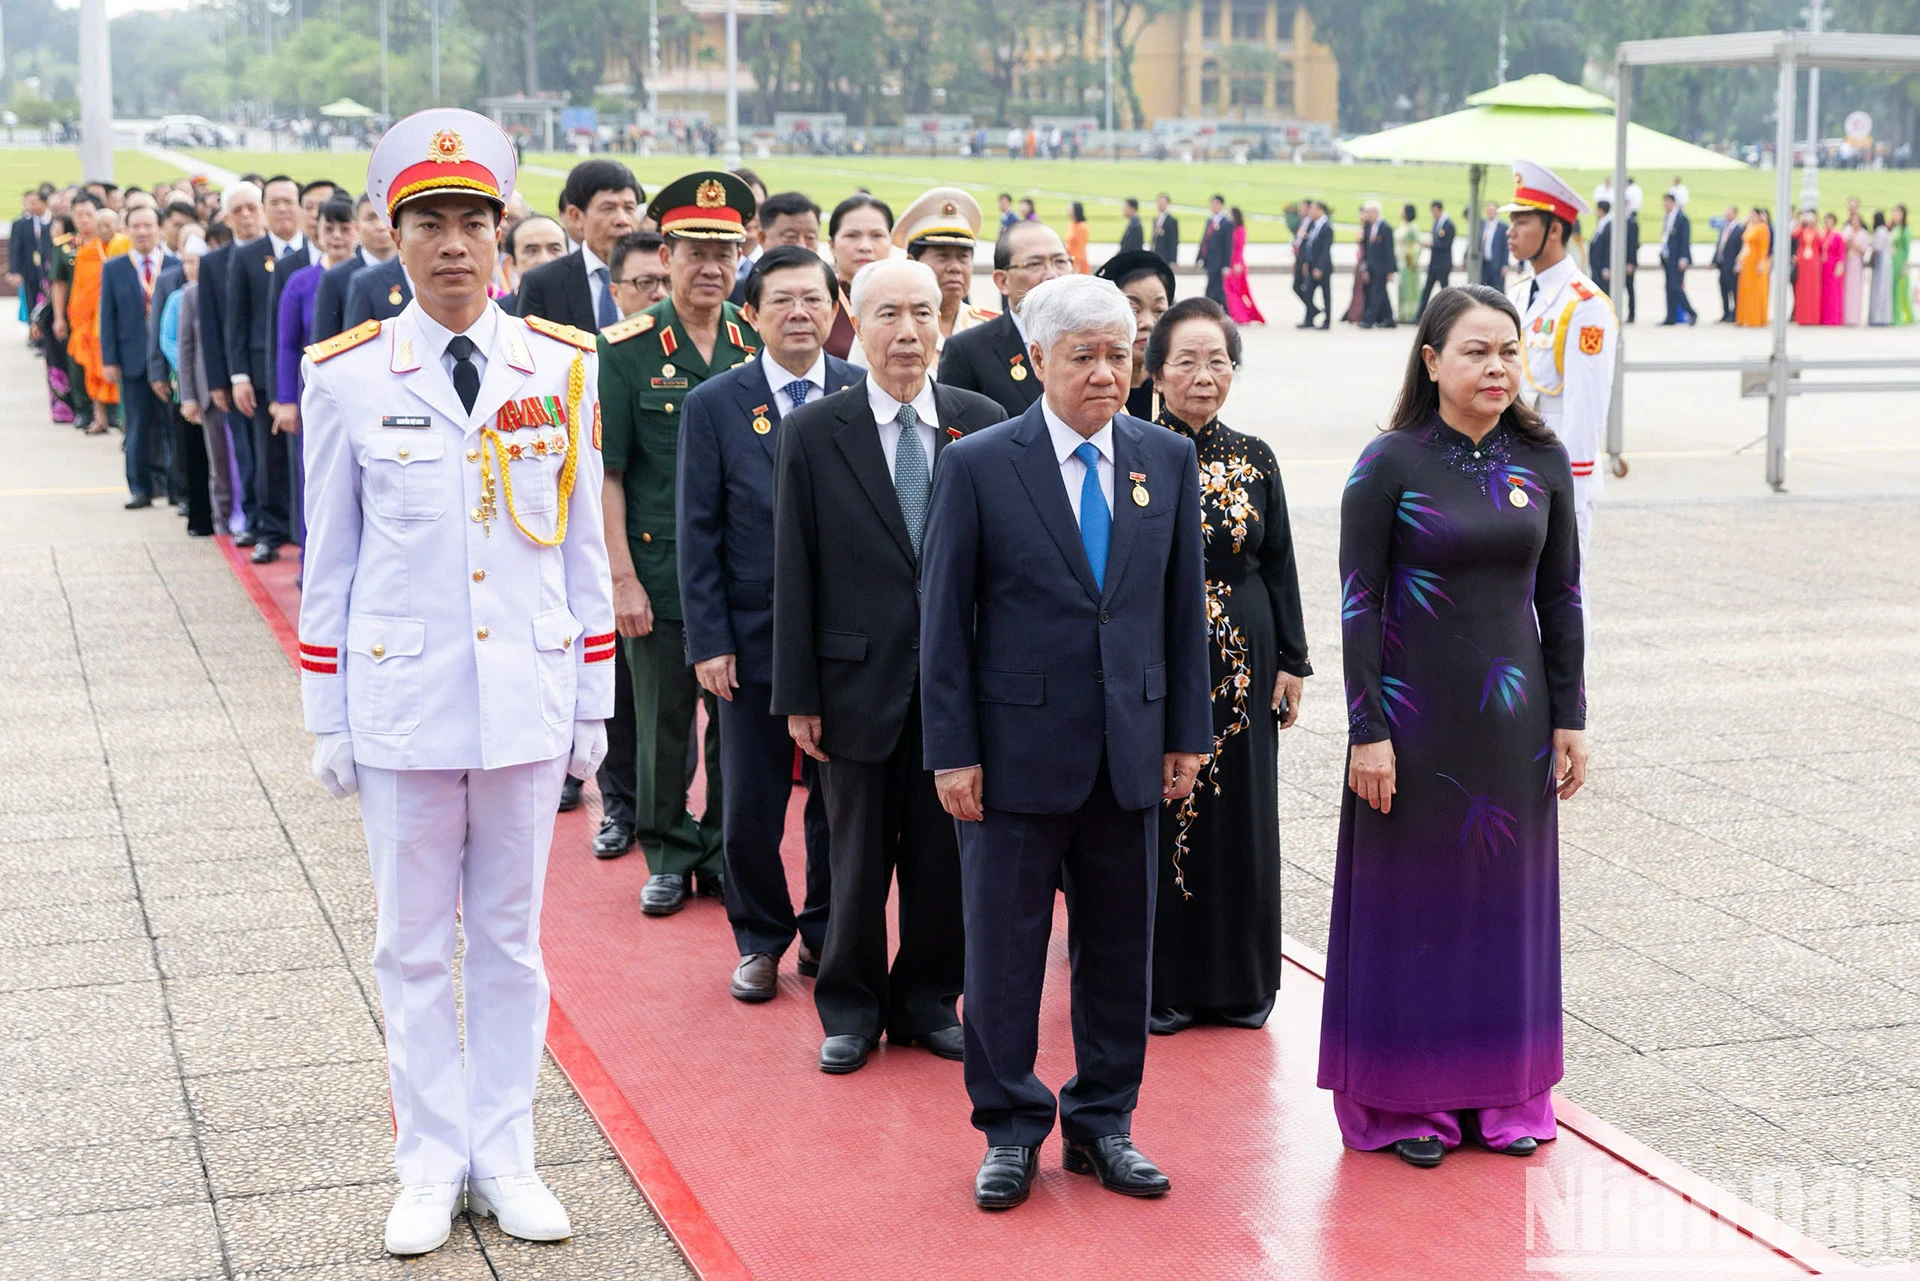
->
[468,1173,573,1242]
[384,1181,464,1255]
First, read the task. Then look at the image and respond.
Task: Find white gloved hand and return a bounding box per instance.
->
[312,731,358,799]
[569,719,608,780]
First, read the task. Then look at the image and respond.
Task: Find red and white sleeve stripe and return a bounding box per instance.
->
[1569,459,1595,478]
[582,631,617,664]
[297,641,339,675]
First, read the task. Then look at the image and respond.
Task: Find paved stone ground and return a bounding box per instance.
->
[3,285,1917,1276]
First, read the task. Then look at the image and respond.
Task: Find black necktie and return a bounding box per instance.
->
[1528,280,1539,308]
[447,335,479,414]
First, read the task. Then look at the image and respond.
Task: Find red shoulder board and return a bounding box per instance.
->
[1570,280,1596,302]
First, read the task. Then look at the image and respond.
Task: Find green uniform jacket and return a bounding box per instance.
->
[598,297,760,621]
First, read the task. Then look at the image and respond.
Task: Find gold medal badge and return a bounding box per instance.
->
[388,284,403,305]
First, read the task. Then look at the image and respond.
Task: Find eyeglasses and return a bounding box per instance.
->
[1164,356,1234,376]
[614,274,671,293]
[1012,255,1074,273]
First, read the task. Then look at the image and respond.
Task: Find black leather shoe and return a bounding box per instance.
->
[818,1034,873,1074]
[796,942,820,977]
[974,1146,1037,1210]
[897,1025,964,1061]
[557,776,583,812]
[249,542,279,564]
[592,816,632,859]
[233,531,259,548]
[1392,1137,1446,1168]
[730,952,778,1002]
[694,868,724,898]
[1062,1134,1170,1197]
[1148,1006,1195,1036]
[1485,1135,1539,1156]
[640,873,685,916]
[123,494,152,510]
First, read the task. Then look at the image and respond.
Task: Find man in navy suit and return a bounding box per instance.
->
[1658,192,1695,325]
[311,193,395,342]
[343,254,412,329]
[199,187,258,540]
[1195,194,1231,303]
[224,175,307,562]
[98,205,179,507]
[920,274,1210,1211]
[678,246,855,1022]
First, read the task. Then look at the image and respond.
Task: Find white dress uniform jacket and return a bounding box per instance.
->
[1509,254,1616,510]
[298,301,617,770]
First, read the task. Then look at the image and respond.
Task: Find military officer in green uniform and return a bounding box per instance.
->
[599,172,761,919]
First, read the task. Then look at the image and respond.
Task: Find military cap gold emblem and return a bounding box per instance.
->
[429,129,469,163]
[696,179,726,209]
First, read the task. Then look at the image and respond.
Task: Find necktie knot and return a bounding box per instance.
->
[447,335,476,361]
[782,378,812,410]
[897,403,919,431]
[447,336,479,413]
[1073,440,1100,467]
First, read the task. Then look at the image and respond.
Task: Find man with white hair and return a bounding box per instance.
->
[771,257,1005,1075]
[919,274,1211,1210]
[199,182,263,542]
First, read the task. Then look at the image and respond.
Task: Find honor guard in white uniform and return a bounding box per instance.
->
[894,186,997,352]
[1502,158,1615,634]
[298,108,616,1257]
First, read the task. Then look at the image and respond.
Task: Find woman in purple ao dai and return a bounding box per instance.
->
[1319,284,1589,1170]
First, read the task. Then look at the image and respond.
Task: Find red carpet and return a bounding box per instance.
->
[224,537,1844,1279]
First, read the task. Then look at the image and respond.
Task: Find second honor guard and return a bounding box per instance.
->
[894,186,997,351]
[299,109,616,1255]
[1501,159,1615,628]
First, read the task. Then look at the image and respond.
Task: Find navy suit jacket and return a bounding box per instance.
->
[343,256,411,329]
[1664,211,1692,266]
[678,352,862,686]
[197,244,234,395]
[146,264,186,386]
[98,251,179,377]
[224,234,280,393]
[310,253,366,343]
[919,402,1211,813]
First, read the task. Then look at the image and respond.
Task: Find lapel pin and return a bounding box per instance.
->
[947,426,963,440]
[388,284,403,306]
[1008,354,1028,382]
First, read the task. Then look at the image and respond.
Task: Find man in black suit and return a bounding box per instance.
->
[1304,202,1335,328]
[1620,207,1641,322]
[937,220,1071,417]
[1711,204,1743,322]
[223,174,309,563]
[772,256,1004,1076]
[681,246,853,1016]
[1359,202,1399,328]
[1196,194,1230,303]
[311,193,394,343]
[99,206,179,507]
[1117,198,1144,255]
[1420,199,1455,316]
[9,188,46,337]
[1478,203,1510,288]
[1590,200,1639,317]
[1150,193,1178,265]
[1658,193,1694,325]
[199,182,260,543]
[500,214,570,314]
[515,158,642,333]
[919,274,1210,1210]
[145,238,190,514]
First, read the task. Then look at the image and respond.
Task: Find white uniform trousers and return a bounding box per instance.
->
[1572,475,1595,651]
[359,753,571,1185]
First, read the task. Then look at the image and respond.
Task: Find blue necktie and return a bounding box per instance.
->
[781,378,811,414]
[1075,441,1109,589]
[594,266,617,329]
[893,404,930,558]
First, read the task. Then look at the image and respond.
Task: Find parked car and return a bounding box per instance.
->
[146,115,233,148]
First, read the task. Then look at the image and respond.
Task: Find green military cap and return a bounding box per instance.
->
[646,171,758,242]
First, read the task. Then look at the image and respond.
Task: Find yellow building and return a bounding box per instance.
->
[1128,0,1338,127]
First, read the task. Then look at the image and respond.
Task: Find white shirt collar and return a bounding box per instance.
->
[1042,398,1113,466]
[411,297,500,365]
[360,246,383,268]
[866,374,938,428]
[1531,253,1577,295]
[763,346,826,392]
[268,230,303,257]
[581,243,608,279]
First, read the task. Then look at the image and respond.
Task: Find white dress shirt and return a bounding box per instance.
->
[865,376,939,479]
[270,231,317,268]
[413,298,497,388]
[763,348,826,417]
[1041,399,1114,520]
[582,243,610,321]
[127,246,164,286]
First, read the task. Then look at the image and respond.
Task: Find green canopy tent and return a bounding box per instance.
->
[1342,74,1745,277]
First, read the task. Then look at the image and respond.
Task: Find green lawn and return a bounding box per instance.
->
[180,148,1920,247]
[0,148,200,200]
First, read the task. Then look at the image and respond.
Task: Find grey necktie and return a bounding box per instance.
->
[893,403,930,557]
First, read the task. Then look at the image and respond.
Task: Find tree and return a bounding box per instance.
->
[1105,0,1183,127]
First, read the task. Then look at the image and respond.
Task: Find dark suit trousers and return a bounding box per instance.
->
[1719,267,1739,320]
[716,679,828,957]
[1664,261,1694,323]
[120,379,164,500]
[226,405,257,532]
[815,690,962,1043]
[625,622,723,879]
[1419,265,1451,315]
[1624,270,1637,322]
[1363,269,1395,325]
[246,390,293,546]
[960,757,1158,1148]
[176,405,213,535]
[1204,266,1227,305]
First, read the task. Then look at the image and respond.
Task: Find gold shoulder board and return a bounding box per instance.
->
[306,319,381,364]
[523,314,596,350]
[970,305,1001,320]
[599,312,657,345]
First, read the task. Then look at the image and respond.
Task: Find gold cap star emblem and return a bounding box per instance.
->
[696,179,726,209]
[942,200,957,216]
[429,129,469,164]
